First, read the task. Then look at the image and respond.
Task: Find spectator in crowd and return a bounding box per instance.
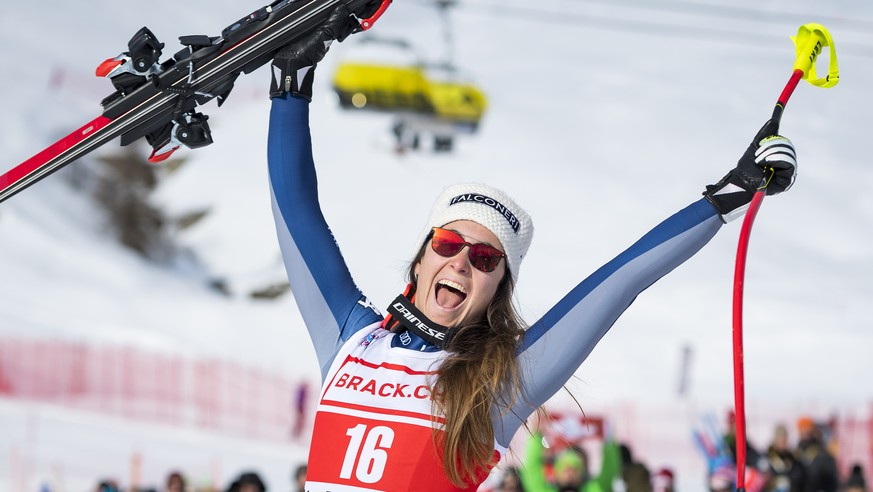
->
[95,479,121,492]
[724,410,763,470]
[652,468,674,492]
[842,464,866,492]
[227,471,267,492]
[519,430,621,492]
[291,382,310,440]
[764,423,805,492]
[794,417,838,492]
[293,464,307,492]
[619,443,652,492]
[165,471,186,492]
[709,465,735,492]
[497,467,525,492]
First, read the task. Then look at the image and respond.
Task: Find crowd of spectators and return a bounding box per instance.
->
[481,412,868,492]
[92,466,300,492]
[86,413,867,492]
[701,413,867,492]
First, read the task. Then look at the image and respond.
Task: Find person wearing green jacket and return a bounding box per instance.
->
[520,431,621,492]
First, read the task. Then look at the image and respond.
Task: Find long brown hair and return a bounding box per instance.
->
[406,243,527,487]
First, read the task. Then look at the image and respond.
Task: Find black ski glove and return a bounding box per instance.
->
[269,5,361,101]
[703,120,797,222]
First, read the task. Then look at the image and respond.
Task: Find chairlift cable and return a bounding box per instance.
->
[561,0,873,34]
[401,0,873,57]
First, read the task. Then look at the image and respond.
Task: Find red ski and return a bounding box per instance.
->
[0,116,114,202]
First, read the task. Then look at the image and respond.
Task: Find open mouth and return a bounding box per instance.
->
[435,279,467,309]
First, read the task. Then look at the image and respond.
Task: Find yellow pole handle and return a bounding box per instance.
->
[790,23,839,88]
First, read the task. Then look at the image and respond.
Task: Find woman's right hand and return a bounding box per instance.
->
[269,5,361,101]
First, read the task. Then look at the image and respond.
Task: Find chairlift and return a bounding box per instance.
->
[331,1,487,152]
[332,36,486,124]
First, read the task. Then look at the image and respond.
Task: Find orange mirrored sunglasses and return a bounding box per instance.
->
[429,227,505,273]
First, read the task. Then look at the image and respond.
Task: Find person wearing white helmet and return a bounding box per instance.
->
[265,7,798,492]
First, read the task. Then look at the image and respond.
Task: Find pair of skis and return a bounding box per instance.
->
[0,0,391,204]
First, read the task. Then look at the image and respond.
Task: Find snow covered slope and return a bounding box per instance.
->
[1,0,872,490]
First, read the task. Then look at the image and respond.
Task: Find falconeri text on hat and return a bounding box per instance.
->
[415,183,533,281]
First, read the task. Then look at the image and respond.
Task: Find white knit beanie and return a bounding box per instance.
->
[414,183,534,281]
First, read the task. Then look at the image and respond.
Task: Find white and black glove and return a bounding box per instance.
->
[269,5,361,101]
[704,120,797,222]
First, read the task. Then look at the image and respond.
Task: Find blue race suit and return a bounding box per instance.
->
[268,94,723,492]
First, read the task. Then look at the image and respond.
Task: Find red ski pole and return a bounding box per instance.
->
[731,24,838,492]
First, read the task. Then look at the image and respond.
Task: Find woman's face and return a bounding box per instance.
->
[413,220,506,328]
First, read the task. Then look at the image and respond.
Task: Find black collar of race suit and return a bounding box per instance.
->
[384,292,456,350]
